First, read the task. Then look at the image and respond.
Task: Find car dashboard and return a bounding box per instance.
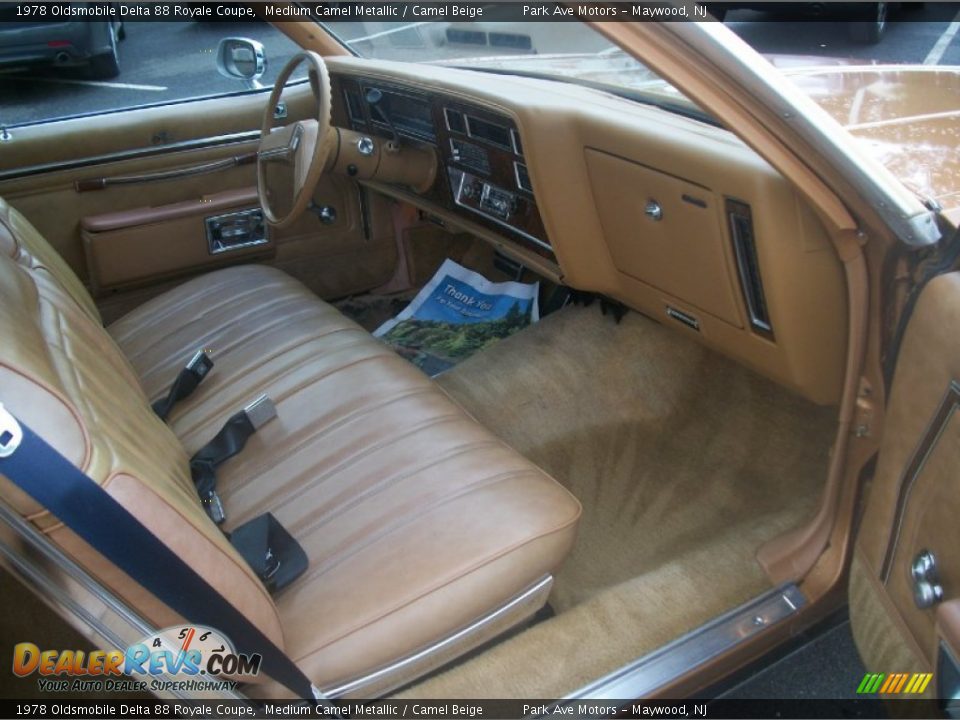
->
[334,75,553,260]
[324,56,850,407]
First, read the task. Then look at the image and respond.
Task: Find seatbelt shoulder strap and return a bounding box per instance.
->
[0,402,323,702]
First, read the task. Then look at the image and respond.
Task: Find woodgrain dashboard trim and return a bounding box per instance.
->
[331,73,553,261]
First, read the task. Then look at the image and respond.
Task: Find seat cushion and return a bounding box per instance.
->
[109,265,582,688]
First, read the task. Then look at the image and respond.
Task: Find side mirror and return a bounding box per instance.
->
[216,37,266,90]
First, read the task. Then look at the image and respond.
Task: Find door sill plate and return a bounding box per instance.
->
[560,584,806,703]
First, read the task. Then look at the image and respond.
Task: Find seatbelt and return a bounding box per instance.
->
[191,395,276,525]
[152,350,214,421]
[229,513,308,593]
[187,395,307,591]
[0,402,325,702]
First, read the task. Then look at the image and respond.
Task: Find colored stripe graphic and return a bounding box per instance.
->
[857,672,932,694]
[857,673,885,694]
[879,674,896,693]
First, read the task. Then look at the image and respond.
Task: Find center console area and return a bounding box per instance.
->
[333,75,553,261]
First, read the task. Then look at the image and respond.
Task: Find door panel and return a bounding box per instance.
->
[851,272,960,698]
[0,84,398,313]
[81,187,272,292]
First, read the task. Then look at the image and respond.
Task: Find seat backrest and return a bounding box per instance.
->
[0,197,101,325]
[0,204,284,652]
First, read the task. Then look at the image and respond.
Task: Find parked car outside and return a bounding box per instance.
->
[0,2,124,78]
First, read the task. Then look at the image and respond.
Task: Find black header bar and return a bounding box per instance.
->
[3,2,906,24]
[0,697,953,720]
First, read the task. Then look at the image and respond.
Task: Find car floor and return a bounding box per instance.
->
[395,302,836,698]
[714,615,868,702]
[333,290,418,333]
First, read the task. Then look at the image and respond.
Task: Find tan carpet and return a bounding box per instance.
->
[399,304,836,697]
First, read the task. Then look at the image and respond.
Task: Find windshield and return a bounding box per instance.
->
[321,20,707,118]
[320,16,960,210]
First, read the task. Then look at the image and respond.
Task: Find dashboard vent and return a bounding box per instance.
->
[726,200,773,339]
[344,90,364,123]
[515,162,533,194]
[466,115,512,150]
[450,138,491,176]
[510,128,523,156]
[444,108,466,135]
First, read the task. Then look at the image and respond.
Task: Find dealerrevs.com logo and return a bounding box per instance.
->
[12,625,261,693]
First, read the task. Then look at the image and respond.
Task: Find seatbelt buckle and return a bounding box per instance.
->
[186,349,214,380]
[204,490,226,525]
[0,403,24,459]
[243,395,277,431]
[262,546,281,584]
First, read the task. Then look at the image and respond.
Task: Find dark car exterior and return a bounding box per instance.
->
[705,2,907,44]
[0,2,123,78]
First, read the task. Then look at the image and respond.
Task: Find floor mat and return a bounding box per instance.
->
[398,305,836,697]
[334,291,417,334]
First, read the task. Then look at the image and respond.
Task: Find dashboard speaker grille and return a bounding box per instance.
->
[727,200,773,339]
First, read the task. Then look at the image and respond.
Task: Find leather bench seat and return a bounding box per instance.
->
[0,198,581,695]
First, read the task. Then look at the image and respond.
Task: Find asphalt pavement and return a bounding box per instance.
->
[1,5,960,128]
[727,3,960,64]
[0,20,304,125]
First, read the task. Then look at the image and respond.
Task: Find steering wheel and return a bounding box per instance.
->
[257,52,333,228]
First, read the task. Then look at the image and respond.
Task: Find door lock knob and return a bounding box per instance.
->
[911,550,944,609]
[644,200,663,221]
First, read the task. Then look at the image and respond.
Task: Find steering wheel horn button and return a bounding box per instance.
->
[259,124,303,163]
